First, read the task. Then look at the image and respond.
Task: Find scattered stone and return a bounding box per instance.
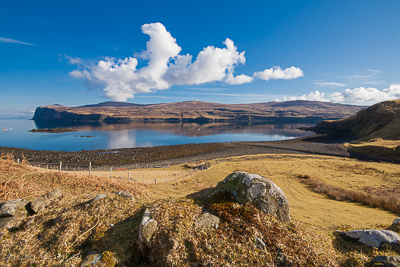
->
[139,209,157,247]
[366,256,400,267]
[80,251,117,267]
[0,203,16,218]
[0,217,17,231]
[0,199,29,218]
[47,189,63,200]
[387,218,400,232]
[344,229,400,248]
[255,237,266,249]
[21,217,37,229]
[30,197,50,214]
[90,194,108,204]
[80,253,102,267]
[194,212,220,230]
[28,189,63,214]
[115,190,135,201]
[213,171,291,222]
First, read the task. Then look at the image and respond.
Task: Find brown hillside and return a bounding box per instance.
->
[314,99,400,140]
[32,100,363,124]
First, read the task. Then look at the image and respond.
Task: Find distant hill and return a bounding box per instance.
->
[32,100,364,124]
[79,101,151,108]
[312,99,400,140]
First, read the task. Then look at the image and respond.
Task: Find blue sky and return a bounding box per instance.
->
[1,0,400,118]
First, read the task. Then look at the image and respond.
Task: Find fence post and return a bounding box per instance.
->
[128,172,130,181]
[89,162,91,176]
[17,158,20,164]
[59,161,62,172]
[110,167,112,178]
[155,179,156,185]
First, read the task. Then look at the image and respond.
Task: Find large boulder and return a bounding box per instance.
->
[213,171,290,222]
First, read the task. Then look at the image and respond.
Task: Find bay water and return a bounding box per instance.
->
[0,119,314,151]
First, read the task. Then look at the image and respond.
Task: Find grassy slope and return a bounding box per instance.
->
[1,154,400,266]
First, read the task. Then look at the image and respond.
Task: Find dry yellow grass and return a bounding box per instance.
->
[2,153,400,266]
[3,153,400,228]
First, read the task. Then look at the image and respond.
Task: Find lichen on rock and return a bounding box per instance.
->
[213,171,291,222]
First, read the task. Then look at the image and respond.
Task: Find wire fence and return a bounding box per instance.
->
[16,159,211,185]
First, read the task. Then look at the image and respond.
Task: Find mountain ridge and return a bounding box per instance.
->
[32,100,364,124]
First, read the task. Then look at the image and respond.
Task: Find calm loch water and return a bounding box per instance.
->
[0,119,315,151]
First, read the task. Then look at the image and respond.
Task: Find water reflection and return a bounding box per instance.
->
[108,129,136,149]
[34,121,314,138]
[0,120,315,151]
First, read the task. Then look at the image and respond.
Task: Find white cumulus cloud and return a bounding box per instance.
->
[288,91,329,102]
[253,66,304,81]
[329,84,400,103]
[69,22,303,101]
[278,84,400,105]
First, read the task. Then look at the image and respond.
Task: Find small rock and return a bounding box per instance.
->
[115,190,135,201]
[139,209,157,247]
[255,237,266,249]
[47,189,63,201]
[0,199,29,218]
[393,218,400,225]
[80,251,117,267]
[29,197,50,214]
[0,217,17,231]
[345,229,400,248]
[366,255,400,267]
[80,253,102,267]
[194,212,220,230]
[0,203,15,218]
[28,189,62,214]
[90,194,108,204]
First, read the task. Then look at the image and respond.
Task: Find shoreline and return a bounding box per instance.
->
[0,134,358,170]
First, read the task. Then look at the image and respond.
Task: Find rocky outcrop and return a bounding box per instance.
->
[213,171,291,222]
